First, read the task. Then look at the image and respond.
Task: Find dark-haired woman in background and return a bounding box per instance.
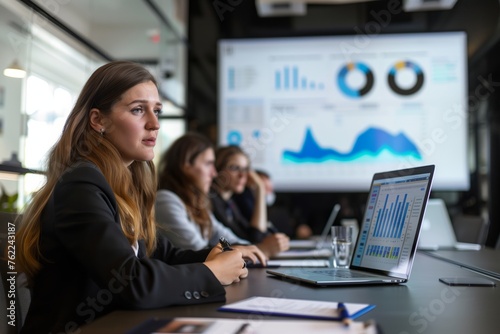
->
[210,145,289,258]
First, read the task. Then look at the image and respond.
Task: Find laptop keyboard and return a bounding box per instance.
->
[311,269,375,278]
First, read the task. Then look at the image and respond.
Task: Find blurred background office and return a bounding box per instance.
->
[0,0,498,246]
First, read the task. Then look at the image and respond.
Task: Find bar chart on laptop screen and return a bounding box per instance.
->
[360,181,426,271]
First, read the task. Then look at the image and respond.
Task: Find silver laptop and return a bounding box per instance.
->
[418,198,481,251]
[267,165,435,286]
[288,204,341,249]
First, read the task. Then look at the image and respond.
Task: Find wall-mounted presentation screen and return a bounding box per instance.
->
[218,32,468,191]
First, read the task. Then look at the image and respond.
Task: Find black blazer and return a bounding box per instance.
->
[209,189,266,243]
[21,161,225,334]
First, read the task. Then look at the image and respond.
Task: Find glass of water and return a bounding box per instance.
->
[331,226,354,268]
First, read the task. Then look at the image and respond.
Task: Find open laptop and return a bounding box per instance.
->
[271,204,341,259]
[267,165,435,286]
[417,198,481,251]
[288,204,341,249]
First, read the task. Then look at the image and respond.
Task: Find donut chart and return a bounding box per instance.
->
[337,62,374,98]
[227,130,242,145]
[388,61,424,96]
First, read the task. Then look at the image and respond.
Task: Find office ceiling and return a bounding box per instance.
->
[0,2,30,50]
[25,0,187,61]
[11,1,499,69]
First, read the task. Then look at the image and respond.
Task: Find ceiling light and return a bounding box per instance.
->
[3,59,27,78]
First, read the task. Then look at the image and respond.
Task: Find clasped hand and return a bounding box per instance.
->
[203,244,268,285]
[258,233,290,257]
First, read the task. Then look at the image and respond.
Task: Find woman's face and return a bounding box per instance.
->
[184,148,217,194]
[222,153,249,194]
[97,81,162,165]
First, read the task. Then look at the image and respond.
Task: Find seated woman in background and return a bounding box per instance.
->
[232,169,296,238]
[16,61,249,334]
[210,146,289,257]
[155,132,267,263]
[231,169,275,222]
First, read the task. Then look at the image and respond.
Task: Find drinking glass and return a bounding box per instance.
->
[331,226,354,268]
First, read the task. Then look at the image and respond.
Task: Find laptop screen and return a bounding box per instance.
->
[351,165,435,278]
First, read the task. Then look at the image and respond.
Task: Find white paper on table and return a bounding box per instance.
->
[219,296,375,321]
[271,248,333,259]
[267,259,330,267]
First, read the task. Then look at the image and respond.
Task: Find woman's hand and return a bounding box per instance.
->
[232,244,268,266]
[246,170,265,193]
[204,245,248,285]
[295,224,313,240]
[257,233,290,257]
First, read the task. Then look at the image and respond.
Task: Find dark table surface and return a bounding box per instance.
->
[423,247,500,279]
[81,250,500,334]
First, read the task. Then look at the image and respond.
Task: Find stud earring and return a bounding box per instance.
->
[100,128,105,136]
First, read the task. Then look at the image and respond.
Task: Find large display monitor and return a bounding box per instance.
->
[217,32,468,191]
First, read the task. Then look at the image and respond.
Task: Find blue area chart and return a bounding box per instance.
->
[283,127,422,163]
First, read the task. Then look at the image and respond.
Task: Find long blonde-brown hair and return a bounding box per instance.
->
[157,132,213,238]
[17,61,158,279]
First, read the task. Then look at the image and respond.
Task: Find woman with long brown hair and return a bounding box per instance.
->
[16,61,248,334]
[155,132,267,261]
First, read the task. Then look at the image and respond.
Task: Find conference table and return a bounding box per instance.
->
[81,250,500,334]
[422,247,500,279]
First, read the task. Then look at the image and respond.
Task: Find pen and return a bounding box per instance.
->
[219,236,233,251]
[267,221,279,234]
[337,302,352,326]
[234,322,250,334]
[234,323,250,334]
